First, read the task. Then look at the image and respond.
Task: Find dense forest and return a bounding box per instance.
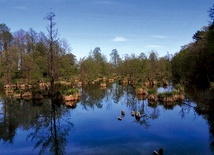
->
[171,4,214,89]
[0,4,214,92]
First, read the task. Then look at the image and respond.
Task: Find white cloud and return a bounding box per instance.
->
[112,37,128,42]
[151,35,168,39]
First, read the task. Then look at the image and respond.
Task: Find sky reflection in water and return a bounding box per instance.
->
[0,83,212,155]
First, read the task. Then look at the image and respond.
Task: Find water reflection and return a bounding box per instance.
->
[186,86,214,152]
[0,97,73,154]
[0,97,18,143]
[0,82,214,154]
[81,82,161,129]
[80,83,107,110]
[27,99,73,155]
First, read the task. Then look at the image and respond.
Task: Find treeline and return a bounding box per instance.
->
[80,48,171,84]
[0,22,77,86]
[0,13,171,87]
[171,4,214,88]
[1,4,214,89]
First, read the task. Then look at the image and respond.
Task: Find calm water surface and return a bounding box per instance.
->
[0,83,213,155]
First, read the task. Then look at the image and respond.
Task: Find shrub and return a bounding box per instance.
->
[148,87,157,95]
[0,80,3,89]
[174,84,184,93]
[65,88,78,95]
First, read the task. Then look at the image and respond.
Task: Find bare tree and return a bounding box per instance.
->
[44,12,58,93]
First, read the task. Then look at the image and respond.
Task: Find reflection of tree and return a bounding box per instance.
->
[111,82,125,104]
[0,96,73,154]
[113,84,161,128]
[195,109,214,152]
[0,98,44,143]
[207,113,214,152]
[80,83,107,110]
[27,98,73,155]
[178,101,197,119]
[106,82,161,128]
[103,86,113,110]
[133,99,160,128]
[157,99,181,110]
[186,87,214,152]
[0,98,19,143]
[185,86,214,110]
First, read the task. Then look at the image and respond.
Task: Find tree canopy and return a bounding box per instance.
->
[0,4,214,90]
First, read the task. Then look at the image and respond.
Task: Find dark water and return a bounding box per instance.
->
[0,83,213,155]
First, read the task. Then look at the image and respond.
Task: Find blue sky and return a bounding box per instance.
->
[0,0,213,60]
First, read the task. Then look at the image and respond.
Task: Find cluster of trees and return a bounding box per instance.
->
[0,12,77,87]
[80,49,171,84]
[0,13,171,88]
[171,4,214,88]
[1,4,214,89]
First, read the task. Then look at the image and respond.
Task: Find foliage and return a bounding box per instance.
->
[0,18,172,87]
[208,3,214,23]
[171,25,214,88]
[110,49,121,68]
[1,4,213,91]
[0,80,3,88]
[170,4,214,88]
[0,19,76,86]
[32,89,42,95]
[174,84,184,93]
[65,88,78,96]
[148,87,157,95]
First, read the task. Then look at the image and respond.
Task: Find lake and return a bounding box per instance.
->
[0,82,213,155]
